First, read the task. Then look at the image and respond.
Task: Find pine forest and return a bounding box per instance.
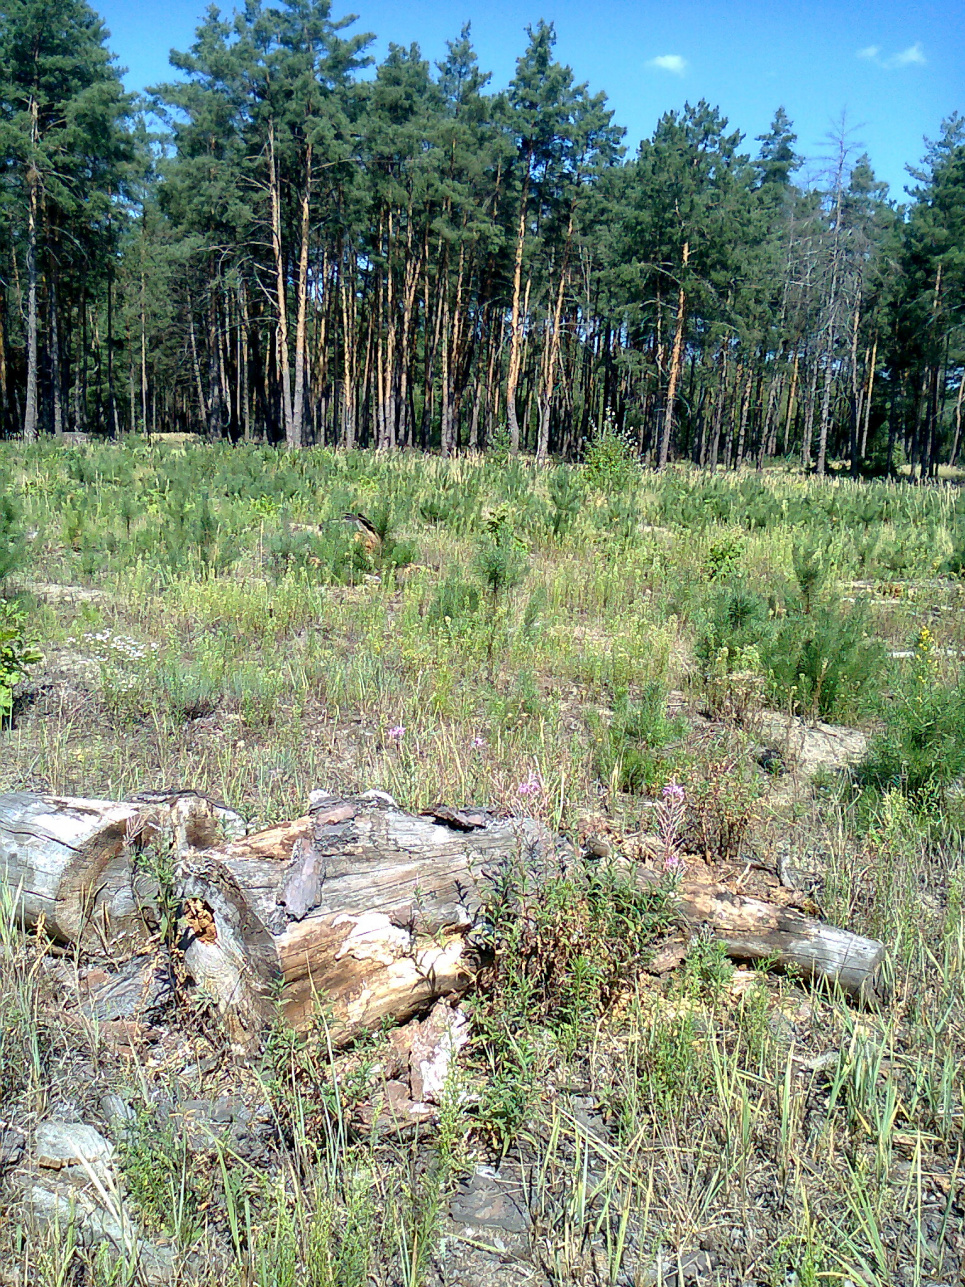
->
[0,0,963,473]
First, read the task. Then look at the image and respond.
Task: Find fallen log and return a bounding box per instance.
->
[639,870,886,1004]
[0,790,887,1051]
[173,791,559,1046]
[0,790,243,959]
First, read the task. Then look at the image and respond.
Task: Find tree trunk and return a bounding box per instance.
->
[290,144,313,450]
[49,276,63,437]
[644,871,885,1004]
[783,350,799,456]
[658,242,689,468]
[537,212,574,463]
[0,791,242,958]
[950,367,965,468]
[506,164,531,456]
[269,120,294,447]
[23,99,40,441]
[816,182,844,477]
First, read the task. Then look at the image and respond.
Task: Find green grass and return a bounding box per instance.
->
[2,440,964,1284]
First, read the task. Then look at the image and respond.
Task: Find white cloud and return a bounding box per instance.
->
[888,42,926,67]
[857,41,926,69]
[647,54,687,76]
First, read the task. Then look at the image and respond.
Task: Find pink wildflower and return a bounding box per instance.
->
[517,774,543,797]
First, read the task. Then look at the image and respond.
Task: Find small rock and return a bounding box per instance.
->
[449,1165,531,1234]
[100,1095,136,1133]
[567,1094,609,1140]
[0,1123,26,1168]
[356,1080,433,1131]
[26,1183,176,1283]
[35,1121,114,1171]
[673,1249,715,1284]
[408,1001,470,1104]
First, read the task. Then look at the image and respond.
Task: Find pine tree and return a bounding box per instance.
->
[0,0,133,438]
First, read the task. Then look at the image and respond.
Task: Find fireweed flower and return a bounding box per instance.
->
[471,735,487,749]
[656,780,686,875]
[517,773,543,796]
[387,725,405,741]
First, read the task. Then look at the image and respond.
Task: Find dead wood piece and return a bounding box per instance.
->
[420,804,489,831]
[0,790,886,1053]
[74,953,174,1022]
[639,869,886,1003]
[342,512,382,555]
[0,791,242,958]
[171,797,561,1048]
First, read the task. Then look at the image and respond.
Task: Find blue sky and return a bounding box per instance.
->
[99,0,962,199]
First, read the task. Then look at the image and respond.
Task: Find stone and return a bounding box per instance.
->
[25,1183,176,1283]
[449,1165,531,1234]
[35,1120,114,1171]
[756,712,867,778]
[0,1123,26,1168]
[408,1001,470,1104]
[100,1094,136,1132]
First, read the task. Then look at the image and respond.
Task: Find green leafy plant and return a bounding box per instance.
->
[765,598,884,721]
[583,411,640,491]
[0,489,26,585]
[702,532,745,582]
[0,602,41,723]
[471,856,677,1144]
[856,626,965,806]
[473,528,527,676]
[594,683,689,793]
[547,467,583,537]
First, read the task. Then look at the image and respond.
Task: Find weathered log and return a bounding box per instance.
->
[1,790,887,1053]
[174,791,560,1047]
[0,791,243,958]
[639,869,886,1003]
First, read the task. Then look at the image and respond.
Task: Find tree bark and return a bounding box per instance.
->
[23,99,40,441]
[639,869,885,1003]
[0,791,241,958]
[269,120,295,447]
[290,144,313,449]
[505,163,531,456]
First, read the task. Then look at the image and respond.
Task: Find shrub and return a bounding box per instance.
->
[425,575,481,628]
[547,468,583,538]
[470,856,677,1142]
[686,748,761,861]
[595,683,689,793]
[697,580,885,723]
[792,541,832,614]
[764,599,885,722]
[856,628,965,805]
[473,528,527,675]
[0,601,41,724]
[695,584,774,666]
[583,412,639,491]
[0,489,26,586]
[702,532,745,582]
